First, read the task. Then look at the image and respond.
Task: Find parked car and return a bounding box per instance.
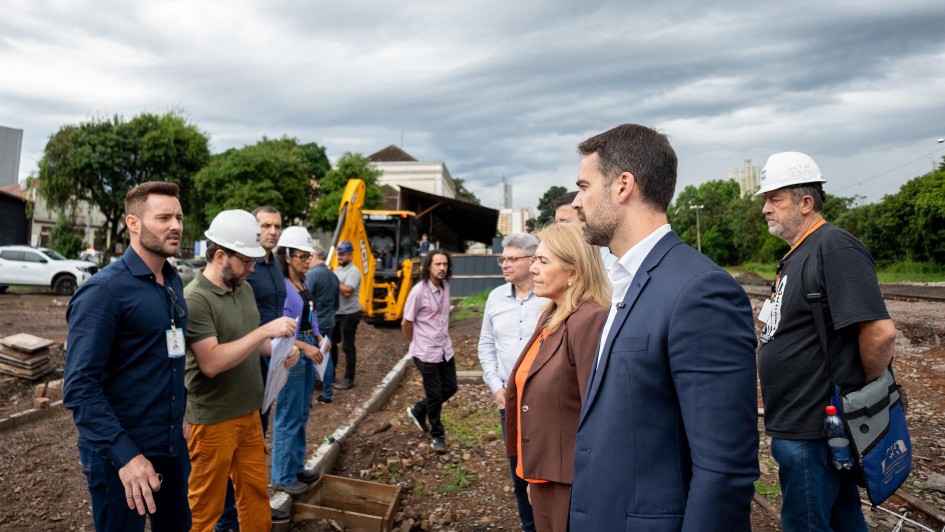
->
[0,245,99,295]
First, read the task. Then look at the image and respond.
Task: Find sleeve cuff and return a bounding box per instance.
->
[104,434,142,469]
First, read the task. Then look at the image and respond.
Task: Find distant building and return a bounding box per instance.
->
[368,145,457,199]
[730,159,761,197]
[0,126,23,187]
[0,185,28,245]
[500,175,512,209]
[498,207,534,236]
[18,181,108,251]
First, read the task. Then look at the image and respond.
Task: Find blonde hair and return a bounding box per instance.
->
[534,222,611,334]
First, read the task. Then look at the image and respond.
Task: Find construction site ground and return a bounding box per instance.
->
[2,282,945,530]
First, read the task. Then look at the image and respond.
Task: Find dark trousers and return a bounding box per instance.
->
[331,311,360,381]
[500,409,536,532]
[411,357,458,438]
[79,446,191,531]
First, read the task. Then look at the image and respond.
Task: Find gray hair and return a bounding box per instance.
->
[502,232,539,254]
[312,243,328,261]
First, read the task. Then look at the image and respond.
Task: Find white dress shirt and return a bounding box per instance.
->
[596,224,673,366]
[478,283,548,395]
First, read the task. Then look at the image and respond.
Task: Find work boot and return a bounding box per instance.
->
[335,377,354,390]
[297,468,321,484]
[431,437,448,453]
[274,480,309,497]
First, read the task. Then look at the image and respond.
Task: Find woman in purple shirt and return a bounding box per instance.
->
[271,226,325,495]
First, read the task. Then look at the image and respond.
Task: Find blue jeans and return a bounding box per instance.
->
[271,336,317,484]
[771,438,866,532]
[79,446,191,531]
[500,408,536,532]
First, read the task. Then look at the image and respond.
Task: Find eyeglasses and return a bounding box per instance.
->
[227,252,255,266]
[497,255,533,266]
[292,253,313,262]
[165,286,186,320]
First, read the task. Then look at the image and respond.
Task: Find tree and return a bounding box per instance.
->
[860,168,945,264]
[527,185,568,232]
[452,177,481,205]
[193,137,326,233]
[48,215,85,259]
[36,112,210,256]
[310,152,385,231]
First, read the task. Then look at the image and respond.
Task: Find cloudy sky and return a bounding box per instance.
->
[3,0,945,211]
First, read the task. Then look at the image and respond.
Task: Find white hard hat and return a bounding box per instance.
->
[278,226,316,253]
[204,209,266,257]
[755,152,827,196]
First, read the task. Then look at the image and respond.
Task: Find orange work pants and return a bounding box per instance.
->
[187,411,271,532]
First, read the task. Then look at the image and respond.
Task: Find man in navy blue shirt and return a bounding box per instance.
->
[305,243,340,404]
[64,181,190,531]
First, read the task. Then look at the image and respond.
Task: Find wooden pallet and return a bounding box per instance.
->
[294,475,401,531]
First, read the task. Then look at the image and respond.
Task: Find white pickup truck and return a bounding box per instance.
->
[0,245,99,295]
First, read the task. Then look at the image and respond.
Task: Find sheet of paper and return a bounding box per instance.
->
[314,337,332,381]
[262,318,299,414]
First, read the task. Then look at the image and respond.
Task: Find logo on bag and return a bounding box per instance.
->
[881,439,909,479]
[760,274,787,344]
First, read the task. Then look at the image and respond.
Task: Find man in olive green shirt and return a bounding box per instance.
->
[184,210,300,532]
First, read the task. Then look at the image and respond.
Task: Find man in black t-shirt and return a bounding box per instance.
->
[756,152,897,532]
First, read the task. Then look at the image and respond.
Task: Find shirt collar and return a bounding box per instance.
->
[613,224,672,281]
[505,282,535,301]
[196,269,236,296]
[122,246,177,281]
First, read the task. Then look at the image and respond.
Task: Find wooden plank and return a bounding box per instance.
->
[0,351,50,368]
[0,360,52,379]
[294,475,400,531]
[0,345,50,361]
[0,334,55,354]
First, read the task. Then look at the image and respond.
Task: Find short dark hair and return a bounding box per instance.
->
[251,206,280,217]
[577,124,677,213]
[553,191,578,210]
[125,181,180,217]
[205,241,228,261]
[789,184,825,212]
[420,249,452,282]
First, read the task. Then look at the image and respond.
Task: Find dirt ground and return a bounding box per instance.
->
[2,287,945,531]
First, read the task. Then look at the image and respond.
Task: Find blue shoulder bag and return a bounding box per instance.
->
[802,231,912,506]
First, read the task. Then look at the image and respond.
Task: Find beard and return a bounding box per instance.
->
[581,196,619,247]
[140,221,180,258]
[767,206,804,241]
[221,260,246,289]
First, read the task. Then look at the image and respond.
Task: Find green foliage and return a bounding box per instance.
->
[450,290,491,322]
[193,137,324,232]
[527,185,568,232]
[36,111,210,257]
[48,215,85,259]
[754,481,781,500]
[452,177,481,205]
[441,408,502,447]
[439,463,477,494]
[310,152,385,231]
[860,169,945,264]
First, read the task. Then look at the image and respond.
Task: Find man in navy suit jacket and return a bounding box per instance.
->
[568,124,759,531]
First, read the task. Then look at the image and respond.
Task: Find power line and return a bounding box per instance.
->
[831,146,945,195]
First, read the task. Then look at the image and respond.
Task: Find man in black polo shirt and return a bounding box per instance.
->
[64,181,190,531]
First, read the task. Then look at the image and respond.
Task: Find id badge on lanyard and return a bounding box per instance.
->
[167,324,185,358]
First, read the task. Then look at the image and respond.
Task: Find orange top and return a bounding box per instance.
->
[515,328,549,483]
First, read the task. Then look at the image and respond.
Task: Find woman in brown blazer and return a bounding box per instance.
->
[505,222,610,532]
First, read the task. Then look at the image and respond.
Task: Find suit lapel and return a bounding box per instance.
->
[579,232,683,424]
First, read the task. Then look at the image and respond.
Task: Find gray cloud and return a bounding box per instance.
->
[2,0,944,210]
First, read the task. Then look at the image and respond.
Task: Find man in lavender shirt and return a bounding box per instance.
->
[402,250,456,453]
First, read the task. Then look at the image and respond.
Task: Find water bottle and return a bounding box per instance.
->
[823,405,853,470]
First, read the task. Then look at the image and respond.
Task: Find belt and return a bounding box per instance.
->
[299,330,316,338]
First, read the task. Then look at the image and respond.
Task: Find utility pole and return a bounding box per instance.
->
[691,204,704,253]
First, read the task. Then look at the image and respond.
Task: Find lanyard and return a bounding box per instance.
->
[154,281,178,330]
[425,281,445,320]
[771,219,827,298]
